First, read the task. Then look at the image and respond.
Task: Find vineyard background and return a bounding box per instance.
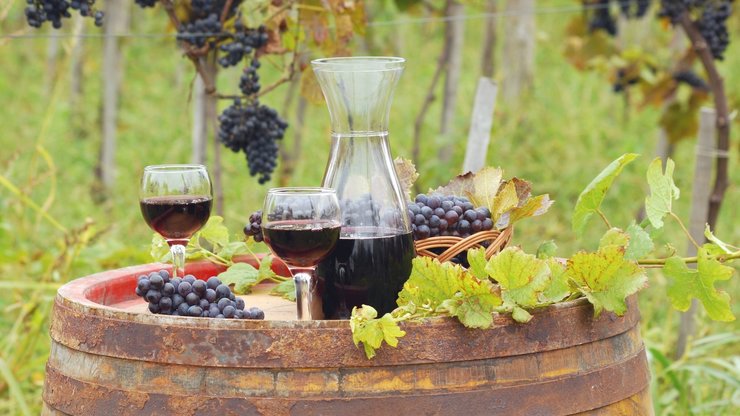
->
[0,0,739,414]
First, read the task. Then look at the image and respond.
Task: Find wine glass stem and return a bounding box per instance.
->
[170,244,186,278]
[292,269,314,321]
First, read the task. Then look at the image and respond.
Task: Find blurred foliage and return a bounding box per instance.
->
[0,0,738,414]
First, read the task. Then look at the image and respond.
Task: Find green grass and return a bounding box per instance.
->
[1,2,739,414]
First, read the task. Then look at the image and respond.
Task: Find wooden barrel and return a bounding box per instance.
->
[43,259,653,416]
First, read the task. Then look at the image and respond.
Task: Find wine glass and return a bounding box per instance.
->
[140,164,213,278]
[261,187,341,320]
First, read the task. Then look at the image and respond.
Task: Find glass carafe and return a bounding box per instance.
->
[312,57,415,319]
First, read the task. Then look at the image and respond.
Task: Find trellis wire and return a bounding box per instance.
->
[0,2,611,39]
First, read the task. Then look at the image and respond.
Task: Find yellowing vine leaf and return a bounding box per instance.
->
[664,247,735,322]
[350,305,406,359]
[645,157,680,229]
[397,257,469,312]
[572,153,639,236]
[429,167,503,210]
[440,278,501,329]
[542,259,571,303]
[485,247,549,322]
[394,157,419,202]
[566,245,647,316]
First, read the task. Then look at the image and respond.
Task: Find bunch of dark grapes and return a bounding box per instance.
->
[673,70,710,90]
[239,59,261,95]
[177,13,222,48]
[408,194,494,241]
[220,24,269,68]
[658,0,699,22]
[218,100,287,184]
[25,0,103,29]
[244,211,264,242]
[616,0,652,17]
[589,0,618,35]
[135,270,265,319]
[134,0,158,8]
[696,1,732,60]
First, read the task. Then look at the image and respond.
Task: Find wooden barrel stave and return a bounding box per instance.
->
[43,261,653,415]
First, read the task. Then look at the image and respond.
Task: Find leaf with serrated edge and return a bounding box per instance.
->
[645,158,680,229]
[198,216,230,248]
[625,222,654,261]
[491,180,519,220]
[565,245,647,316]
[467,247,488,280]
[542,259,571,303]
[572,153,639,236]
[218,262,260,294]
[429,167,503,210]
[397,257,467,311]
[350,305,406,359]
[217,241,249,261]
[665,247,735,322]
[151,233,170,262]
[536,240,558,259]
[485,247,549,308]
[599,228,629,249]
[704,224,737,254]
[428,171,476,199]
[506,194,554,227]
[394,157,419,202]
[441,278,501,329]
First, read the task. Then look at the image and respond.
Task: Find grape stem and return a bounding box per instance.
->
[669,211,700,250]
[637,250,740,266]
[595,208,612,229]
[677,12,731,236]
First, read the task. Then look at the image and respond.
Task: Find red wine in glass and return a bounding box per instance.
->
[140,165,212,278]
[140,196,212,241]
[262,220,341,267]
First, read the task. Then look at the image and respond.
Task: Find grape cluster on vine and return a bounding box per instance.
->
[218,100,288,184]
[219,24,269,68]
[177,13,222,48]
[25,0,103,29]
[135,270,265,319]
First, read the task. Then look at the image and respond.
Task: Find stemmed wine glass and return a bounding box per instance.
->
[140,165,213,278]
[261,188,341,320]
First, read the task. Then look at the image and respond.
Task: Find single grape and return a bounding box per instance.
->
[206,276,222,290]
[145,290,162,304]
[178,281,192,297]
[186,292,200,306]
[162,283,175,296]
[192,280,207,295]
[205,288,217,303]
[199,299,210,310]
[183,275,196,284]
[216,284,231,299]
[187,305,203,317]
[235,298,246,310]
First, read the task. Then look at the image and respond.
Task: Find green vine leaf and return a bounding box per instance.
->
[645,157,680,229]
[485,247,549,319]
[704,224,737,254]
[466,247,488,280]
[664,247,735,322]
[197,216,230,248]
[625,222,654,261]
[270,278,296,301]
[572,153,639,236]
[599,228,630,249]
[397,257,468,312]
[429,167,503,210]
[439,276,501,329]
[218,262,261,294]
[566,245,647,317]
[216,241,250,261]
[542,259,571,303]
[150,233,170,262]
[536,240,558,259]
[350,305,406,359]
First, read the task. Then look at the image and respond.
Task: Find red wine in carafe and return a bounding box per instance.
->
[316,229,415,319]
[140,196,212,240]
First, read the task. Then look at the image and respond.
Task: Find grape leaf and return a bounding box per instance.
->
[625,222,654,261]
[270,278,296,301]
[599,228,629,249]
[216,241,250,261]
[218,262,260,294]
[440,276,501,329]
[512,306,533,323]
[394,157,419,202]
[542,259,571,303]
[198,216,230,248]
[535,240,557,260]
[504,194,554,228]
[645,157,680,229]
[704,224,737,254]
[491,180,519,220]
[150,233,170,262]
[664,247,735,322]
[572,153,639,236]
[565,245,647,316]
[350,305,406,359]
[429,167,503,210]
[397,257,468,311]
[485,247,549,321]
[466,247,488,280]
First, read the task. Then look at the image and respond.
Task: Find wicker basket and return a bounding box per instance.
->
[414,227,514,263]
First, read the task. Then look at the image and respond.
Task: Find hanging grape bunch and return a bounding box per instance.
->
[25,0,104,29]
[128,0,289,185]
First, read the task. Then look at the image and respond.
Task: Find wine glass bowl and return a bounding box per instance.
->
[140,164,212,277]
[261,187,341,320]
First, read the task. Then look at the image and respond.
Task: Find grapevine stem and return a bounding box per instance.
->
[670,211,700,250]
[637,250,740,266]
[596,208,612,229]
[220,0,235,25]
